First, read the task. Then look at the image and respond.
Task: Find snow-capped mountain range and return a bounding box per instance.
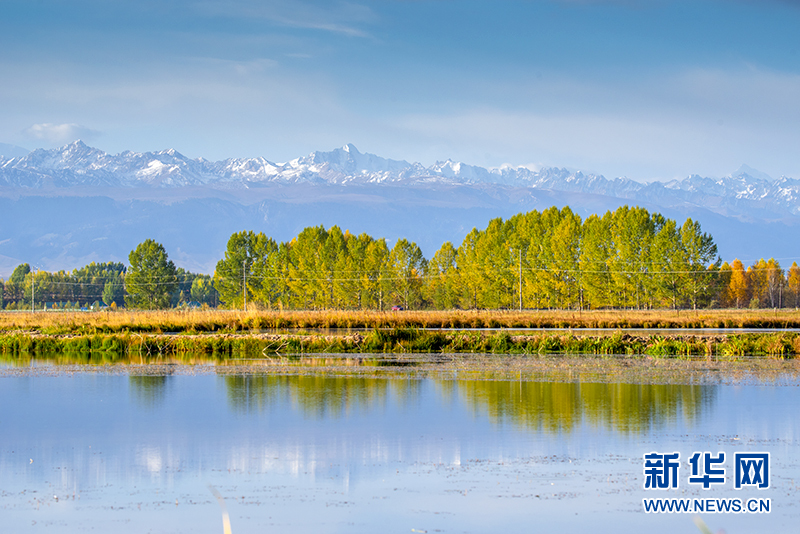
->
[2,141,799,217]
[2,141,799,277]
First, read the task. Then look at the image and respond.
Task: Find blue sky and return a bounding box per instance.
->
[2,0,800,181]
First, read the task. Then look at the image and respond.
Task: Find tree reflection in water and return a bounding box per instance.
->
[129,375,173,409]
[222,374,713,433]
[224,375,425,417]
[453,380,713,433]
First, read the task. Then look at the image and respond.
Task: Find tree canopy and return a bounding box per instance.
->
[125,240,178,309]
[4,205,798,311]
[209,206,727,310]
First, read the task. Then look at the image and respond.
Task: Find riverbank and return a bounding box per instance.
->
[1,308,800,333]
[1,328,799,360]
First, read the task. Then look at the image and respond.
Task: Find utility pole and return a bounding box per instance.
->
[243,259,247,312]
[31,267,35,313]
[518,249,522,312]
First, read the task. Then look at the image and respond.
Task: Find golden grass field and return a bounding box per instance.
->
[1,307,799,334]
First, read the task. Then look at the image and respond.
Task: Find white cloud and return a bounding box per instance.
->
[23,123,100,145]
[373,64,800,181]
[196,0,377,37]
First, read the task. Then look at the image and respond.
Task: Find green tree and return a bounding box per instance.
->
[125,240,178,309]
[321,226,350,308]
[22,270,60,310]
[4,263,30,308]
[363,238,390,310]
[213,231,266,309]
[426,241,460,309]
[474,218,514,309]
[70,262,126,307]
[579,213,613,309]
[456,228,484,309]
[342,232,384,309]
[716,262,732,307]
[190,275,218,307]
[651,219,685,309]
[608,206,657,309]
[680,219,719,309]
[388,238,427,309]
[516,209,551,309]
[548,207,582,309]
[102,273,125,307]
[286,226,329,309]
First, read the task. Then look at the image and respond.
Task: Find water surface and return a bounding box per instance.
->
[1,358,798,533]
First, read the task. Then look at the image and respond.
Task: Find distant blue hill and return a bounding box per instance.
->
[1,142,798,276]
[0,143,29,159]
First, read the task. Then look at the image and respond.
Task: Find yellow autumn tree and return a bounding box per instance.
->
[717,262,732,307]
[727,259,749,308]
[764,258,783,308]
[788,262,800,308]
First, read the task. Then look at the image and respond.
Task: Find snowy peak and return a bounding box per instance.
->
[731,164,773,183]
[24,140,104,169]
[1,142,800,217]
[304,144,412,177]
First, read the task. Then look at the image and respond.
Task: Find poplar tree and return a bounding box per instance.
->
[787,262,800,308]
[363,238,390,310]
[717,262,733,307]
[190,275,218,307]
[213,231,263,309]
[102,273,125,307]
[287,226,328,308]
[475,218,514,309]
[426,241,459,309]
[456,229,483,309]
[651,219,684,309]
[680,219,719,309]
[125,240,178,309]
[579,214,612,308]
[764,258,783,308]
[608,206,656,309]
[728,259,749,308]
[388,238,426,309]
[549,208,582,309]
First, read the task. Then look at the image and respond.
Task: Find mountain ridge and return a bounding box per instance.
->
[2,141,799,277]
[2,141,800,219]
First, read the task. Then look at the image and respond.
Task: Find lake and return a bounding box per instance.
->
[1,355,798,533]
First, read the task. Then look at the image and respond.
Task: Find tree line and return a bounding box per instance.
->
[212,205,799,311]
[2,206,798,310]
[1,240,218,310]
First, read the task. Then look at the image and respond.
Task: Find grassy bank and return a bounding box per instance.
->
[1,308,799,334]
[1,329,799,362]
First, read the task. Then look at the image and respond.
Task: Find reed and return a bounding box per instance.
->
[1,329,798,359]
[1,308,799,334]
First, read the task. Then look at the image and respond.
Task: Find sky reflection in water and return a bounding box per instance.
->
[1,369,798,533]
